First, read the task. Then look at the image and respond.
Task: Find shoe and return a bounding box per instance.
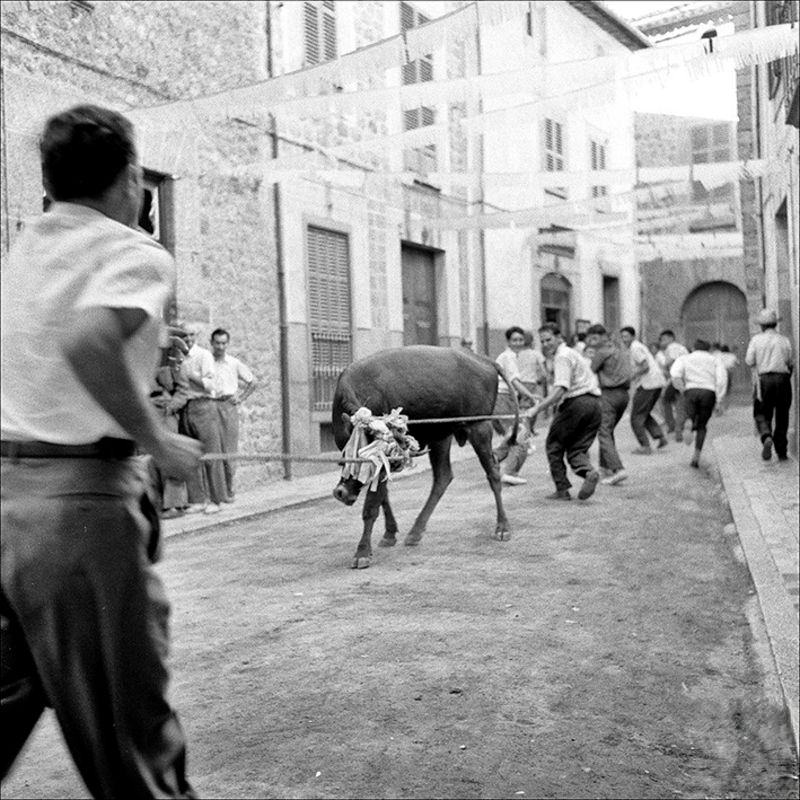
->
[777,455,789,462]
[761,437,773,461]
[161,507,184,519]
[204,503,221,515]
[601,469,628,486]
[578,470,600,500]
[500,474,527,485]
[683,430,694,446]
[546,490,572,501]
[657,438,668,450]
[184,503,204,515]
[675,432,683,443]
[222,497,235,504]
[690,457,699,468]
[527,444,537,455]
[631,447,652,455]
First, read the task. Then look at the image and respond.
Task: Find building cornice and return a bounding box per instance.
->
[568,1,652,50]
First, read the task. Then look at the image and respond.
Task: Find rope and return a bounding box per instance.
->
[197,412,522,464]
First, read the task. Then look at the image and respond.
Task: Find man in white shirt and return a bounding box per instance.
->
[745,309,794,461]
[0,104,201,796]
[620,326,668,455]
[670,339,727,468]
[655,329,689,438]
[209,327,257,499]
[492,326,540,485]
[528,323,602,501]
[181,323,228,513]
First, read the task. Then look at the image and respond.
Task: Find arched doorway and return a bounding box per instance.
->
[681,281,750,395]
[540,273,572,337]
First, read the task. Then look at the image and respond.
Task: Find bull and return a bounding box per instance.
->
[332,345,518,569]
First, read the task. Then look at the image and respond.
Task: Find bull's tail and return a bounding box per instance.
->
[493,363,519,445]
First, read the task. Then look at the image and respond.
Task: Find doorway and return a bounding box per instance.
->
[402,244,438,346]
[681,281,750,394]
[540,272,572,336]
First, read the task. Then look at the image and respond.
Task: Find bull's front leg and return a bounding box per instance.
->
[352,480,387,569]
[378,492,399,548]
[405,437,453,547]
[469,421,511,541]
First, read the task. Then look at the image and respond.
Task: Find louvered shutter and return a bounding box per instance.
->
[304,2,320,65]
[304,1,336,67]
[401,3,435,172]
[307,226,352,411]
[322,1,336,61]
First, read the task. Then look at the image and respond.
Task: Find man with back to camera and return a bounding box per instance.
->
[528,323,602,501]
[669,339,727,469]
[585,323,632,486]
[0,104,202,797]
[745,309,794,462]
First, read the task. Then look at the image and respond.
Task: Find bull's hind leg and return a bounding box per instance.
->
[378,494,399,548]
[404,436,453,547]
[468,421,511,541]
[352,480,387,569]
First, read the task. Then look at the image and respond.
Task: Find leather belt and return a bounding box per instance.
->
[1,438,137,460]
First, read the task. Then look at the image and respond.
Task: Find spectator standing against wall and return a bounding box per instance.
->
[528,323,602,501]
[745,309,794,462]
[182,322,228,513]
[493,326,539,486]
[656,329,689,437]
[670,339,727,468]
[0,104,201,796]
[586,323,632,486]
[620,325,668,455]
[209,327,257,500]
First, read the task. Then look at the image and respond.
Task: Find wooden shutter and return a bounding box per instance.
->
[304,1,336,66]
[307,226,352,411]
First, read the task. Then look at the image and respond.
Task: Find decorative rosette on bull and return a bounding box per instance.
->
[340,407,422,491]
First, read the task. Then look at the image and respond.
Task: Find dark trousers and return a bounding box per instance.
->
[184,397,229,505]
[683,388,717,453]
[598,387,629,473]
[216,398,239,496]
[1,456,195,798]
[754,372,792,458]
[630,386,665,447]
[661,382,685,433]
[546,393,602,491]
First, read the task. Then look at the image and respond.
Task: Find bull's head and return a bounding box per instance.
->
[332,475,363,506]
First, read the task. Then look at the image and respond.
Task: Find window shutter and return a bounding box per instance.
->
[545,119,553,151]
[322,4,336,61]
[307,227,352,411]
[304,2,320,65]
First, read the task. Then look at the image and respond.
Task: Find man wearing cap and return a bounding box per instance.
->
[745,309,794,461]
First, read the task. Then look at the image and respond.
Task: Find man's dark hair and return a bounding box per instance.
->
[659,329,675,339]
[40,105,136,201]
[694,339,711,351]
[211,328,230,341]
[586,323,607,336]
[505,325,525,341]
[620,326,636,337]
[538,322,561,337]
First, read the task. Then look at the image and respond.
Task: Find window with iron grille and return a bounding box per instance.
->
[401,1,436,174]
[590,139,607,199]
[307,226,352,412]
[543,118,566,199]
[304,0,336,67]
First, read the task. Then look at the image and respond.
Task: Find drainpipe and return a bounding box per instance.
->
[750,1,767,309]
[475,14,489,356]
[266,1,292,480]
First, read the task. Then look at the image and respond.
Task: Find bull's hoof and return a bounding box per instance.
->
[404,532,423,547]
[492,527,512,542]
[378,535,397,548]
[351,555,372,569]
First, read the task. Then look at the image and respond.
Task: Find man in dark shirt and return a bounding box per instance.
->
[586,324,632,486]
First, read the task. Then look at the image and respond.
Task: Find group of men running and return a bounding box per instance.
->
[493,316,794,500]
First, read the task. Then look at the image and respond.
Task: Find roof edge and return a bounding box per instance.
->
[569,1,653,51]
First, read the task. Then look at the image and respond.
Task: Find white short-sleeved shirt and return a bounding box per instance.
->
[183,344,216,399]
[670,351,727,398]
[495,348,521,395]
[745,330,793,375]
[552,342,601,399]
[629,340,666,391]
[211,355,254,397]
[1,203,173,444]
